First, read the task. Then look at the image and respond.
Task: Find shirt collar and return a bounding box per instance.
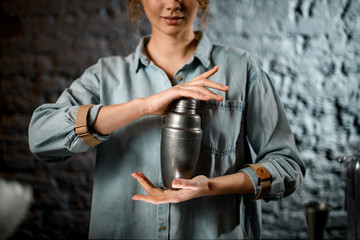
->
[132,36,151,72]
[192,32,212,68]
[132,32,212,72]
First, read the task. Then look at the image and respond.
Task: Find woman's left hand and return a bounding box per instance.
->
[131,172,210,204]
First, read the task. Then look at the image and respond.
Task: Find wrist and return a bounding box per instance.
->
[205,179,216,197]
[139,96,155,116]
[134,98,148,117]
[205,172,255,197]
[93,98,149,135]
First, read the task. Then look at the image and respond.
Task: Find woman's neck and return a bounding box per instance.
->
[146,30,200,79]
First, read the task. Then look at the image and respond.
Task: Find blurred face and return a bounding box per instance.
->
[142,0,199,36]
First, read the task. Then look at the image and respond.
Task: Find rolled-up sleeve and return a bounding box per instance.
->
[240,59,305,201]
[28,64,109,162]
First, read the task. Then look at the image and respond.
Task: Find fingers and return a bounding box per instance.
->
[182,65,229,101]
[191,66,228,89]
[172,179,200,190]
[173,85,224,101]
[131,172,158,195]
[137,172,155,188]
[132,194,159,204]
[197,79,230,92]
[172,175,209,190]
[193,65,219,80]
[132,193,180,205]
[131,172,170,204]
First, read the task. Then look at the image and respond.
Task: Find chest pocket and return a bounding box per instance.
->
[199,100,245,155]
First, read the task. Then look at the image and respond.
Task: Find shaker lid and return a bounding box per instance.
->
[173,98,197,114]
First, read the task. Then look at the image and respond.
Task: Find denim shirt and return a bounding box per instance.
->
[29,33,305,239]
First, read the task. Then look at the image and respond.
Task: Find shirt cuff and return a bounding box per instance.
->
[87,104,110,141]
[239,167,261,200]
[64,105,110,152]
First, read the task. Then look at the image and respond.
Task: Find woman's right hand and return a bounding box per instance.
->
[92,66,229,135]
[142,65,229,116]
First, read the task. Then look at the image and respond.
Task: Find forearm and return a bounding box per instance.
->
[206,172,254,196]
[92,98,147,135]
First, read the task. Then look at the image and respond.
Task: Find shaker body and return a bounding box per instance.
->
[161,99,202,189]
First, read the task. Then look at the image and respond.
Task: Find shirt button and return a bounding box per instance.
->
[142,58,150,65]
[160,226,166,231]
[176,76,182,81]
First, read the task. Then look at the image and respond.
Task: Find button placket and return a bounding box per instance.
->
[156,203,170,239]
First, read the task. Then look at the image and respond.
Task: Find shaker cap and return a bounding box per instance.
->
[173,98,197,114]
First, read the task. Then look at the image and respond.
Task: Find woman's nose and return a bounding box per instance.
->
[165,0,182,11]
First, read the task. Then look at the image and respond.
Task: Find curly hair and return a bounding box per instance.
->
[128,0,209,27]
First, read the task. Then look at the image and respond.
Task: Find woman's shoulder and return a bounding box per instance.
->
[210,43,260,71]
[211,43,257,68]
[81,53,137,77]
[96,53,135,68]
[212,43,250,59]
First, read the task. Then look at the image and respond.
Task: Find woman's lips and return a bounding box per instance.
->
[162,16,184,25]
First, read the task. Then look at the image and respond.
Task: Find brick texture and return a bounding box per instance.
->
[1,0,359,239]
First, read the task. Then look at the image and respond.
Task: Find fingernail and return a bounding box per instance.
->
[172,180,180,187]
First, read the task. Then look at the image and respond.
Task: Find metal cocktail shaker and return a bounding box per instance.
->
[304,201,331,240]
[337,156,360,240]
[161,98,202,189]
[344,157,360,240]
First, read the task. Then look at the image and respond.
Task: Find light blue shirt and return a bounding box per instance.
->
[29,33,305,239]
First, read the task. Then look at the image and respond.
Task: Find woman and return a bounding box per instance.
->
[29,0,305,239]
